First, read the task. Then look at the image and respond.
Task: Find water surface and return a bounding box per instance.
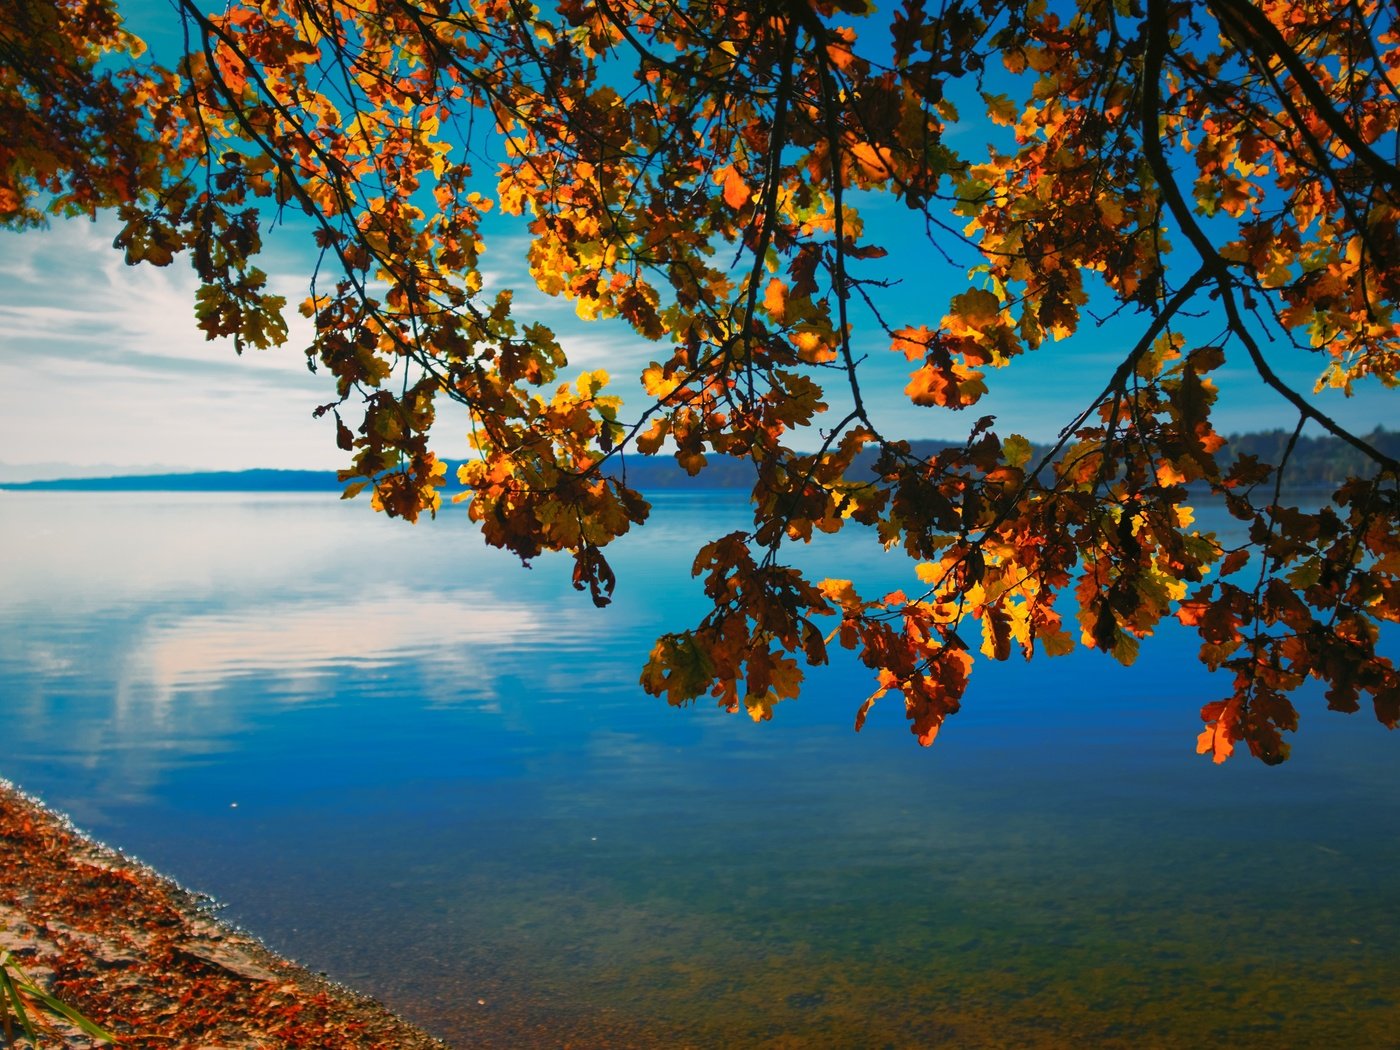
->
[1,491,1396,1047]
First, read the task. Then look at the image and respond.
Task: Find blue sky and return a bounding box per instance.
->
[0,1,1392,480]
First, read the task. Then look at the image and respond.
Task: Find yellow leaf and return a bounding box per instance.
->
[745,692,776,722]
[819,578,860,606]
[948,287,1002,326]
[642,363,680,398]
[578,369,609,398]
[791,328,836,363]
[982,92,1018,127]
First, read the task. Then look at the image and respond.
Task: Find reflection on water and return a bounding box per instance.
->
[1,491,1397,1047]
[130,592,554,707]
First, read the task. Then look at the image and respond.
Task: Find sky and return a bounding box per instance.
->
[0,1,1392,481]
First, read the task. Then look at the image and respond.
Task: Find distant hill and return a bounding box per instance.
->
[0,462,755,492]
[2,469,345,492]
[1217,427,1399,488]
[3,428,1392,493]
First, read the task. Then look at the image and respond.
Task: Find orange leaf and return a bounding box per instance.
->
[763,278,788,322]
[891,325,936,361]
[905,363,956,406]
[720,166,750,209]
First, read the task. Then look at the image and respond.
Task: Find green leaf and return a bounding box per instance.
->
[1,950,117,1044]
[952,176,992,217]
[1003,434,1033,469]
[0,965,37,1042]
[18,984,117,1043]
[640,631,715,705]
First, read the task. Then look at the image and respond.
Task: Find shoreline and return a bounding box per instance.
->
[0,778,450,1049]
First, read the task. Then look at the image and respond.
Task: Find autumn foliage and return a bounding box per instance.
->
[4,0,1398,763]
[0,781,446,1047]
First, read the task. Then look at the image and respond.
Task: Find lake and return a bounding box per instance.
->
[1,490,1396,1047]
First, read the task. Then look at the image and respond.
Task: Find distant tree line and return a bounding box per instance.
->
[1217,427,1400,489]
[8,429,1394,494]
[608,428,1400,493]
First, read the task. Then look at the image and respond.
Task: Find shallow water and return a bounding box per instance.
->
[1,490,1396,1047]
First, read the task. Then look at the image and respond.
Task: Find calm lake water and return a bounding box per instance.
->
[1,490,1397,1047]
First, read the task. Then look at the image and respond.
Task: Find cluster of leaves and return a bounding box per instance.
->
[0,0,191,226]
[4,0,1398,762]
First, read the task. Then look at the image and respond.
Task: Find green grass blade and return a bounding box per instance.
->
[0,974,14,1043]
[13,982,117,1044]
[1,948,117,1045]
[0,966,38,1042]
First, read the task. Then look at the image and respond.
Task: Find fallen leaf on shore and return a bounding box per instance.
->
[0,779,449,1049]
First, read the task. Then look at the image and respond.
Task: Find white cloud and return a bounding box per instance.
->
[4,205,1390,479]
[0,214,672,474]
[0,218,336,472]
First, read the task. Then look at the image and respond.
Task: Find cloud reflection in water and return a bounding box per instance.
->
[122,589,547,713]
